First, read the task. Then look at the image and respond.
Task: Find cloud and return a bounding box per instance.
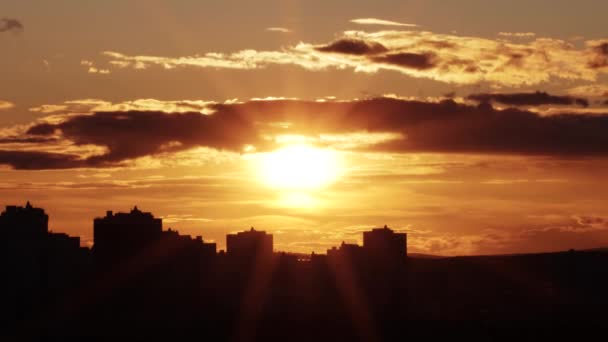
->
[81,60,110,74]
[467,91,589,108]
[25,110,259,167]
[405,228,517,255]
[0,100,15,111]
[0,18,23,33]
[315,38,388,55]
[371,52,436,70]
[266,27,291,33]
[498,32,536,38]
[587,40,608,69]
[409,213,608,255]
[0,96,606,170]
[102,50,323,71]
[88,67,110,74]
[523,215,608,234]
[350,18,417,27]
[0,150,85,170]
[101,29,608,86]
[29,98,216,115]
[566,84,608,98]
[0,136,57,144]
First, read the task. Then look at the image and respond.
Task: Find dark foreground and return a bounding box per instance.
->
[2,249,608,341]
[1,204,607,341]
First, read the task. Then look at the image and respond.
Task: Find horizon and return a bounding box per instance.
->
[2,201,605,257]
[2,0,608,256]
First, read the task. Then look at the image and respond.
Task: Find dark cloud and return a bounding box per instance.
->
[315,38,388,55]
[0,97,604,170]
[0,18,23,33]
[314,38,437,70]
[589,42,608,69]
[371,52,436,70]
[0,151,85,170]
[0,136,58,144]
[26,123,57,135]
[27,111,259,166]
[208,98,608,156]
[467,91,589,108]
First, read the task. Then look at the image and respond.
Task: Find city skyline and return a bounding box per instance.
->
[2,200,605,257]
[1,1,608,256]
[2,198,606,341]
[2,201,411,256]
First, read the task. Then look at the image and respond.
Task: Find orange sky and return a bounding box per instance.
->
[1,0,608,255]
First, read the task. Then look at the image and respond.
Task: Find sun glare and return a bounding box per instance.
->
[258,144,341,190]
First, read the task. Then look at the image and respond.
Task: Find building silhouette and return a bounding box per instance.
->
[226,227,273,261]
[163,228,217,259]
[2,202,608,341]
[0,201,48,241]
[363,225,407,261]
[0,202,88,326]
[327,241,364,259]
[93,206,162,268]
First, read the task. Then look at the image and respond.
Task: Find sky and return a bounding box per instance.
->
[2,0,608,255]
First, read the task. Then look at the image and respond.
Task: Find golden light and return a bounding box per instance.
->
[277,192,317,208]
[258,144,342,190]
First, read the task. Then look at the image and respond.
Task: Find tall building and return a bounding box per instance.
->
[363,225,407,260]
[0,201,48,241]
[93,206,162,267]
[0,202,50,290]
[226,227,273,260]
[0,202,88,303]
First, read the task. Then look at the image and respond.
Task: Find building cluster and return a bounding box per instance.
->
[2,202,607,341]
[1,202,408,274]
[0,201,409,339]
[327,225,407,262]
[93,207,216,270]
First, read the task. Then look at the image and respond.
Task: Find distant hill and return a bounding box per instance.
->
[407,253,445,259]
[583,247,608,253]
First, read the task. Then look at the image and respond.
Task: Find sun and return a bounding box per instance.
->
[258,144,341,190]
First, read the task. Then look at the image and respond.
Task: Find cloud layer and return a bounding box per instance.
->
[467,91,589,108]
[99,29,608,86]
[1,96,608,169]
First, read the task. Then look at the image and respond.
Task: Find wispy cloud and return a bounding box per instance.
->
[0,100,15,111]
[566,84,608,98]
[100,29,608,87]
[350,18,417,27]
[266,27,292,33]
[498,32,536,38]
[29,98,216,115]
[467,91,589,108]
[81,60,110,74]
